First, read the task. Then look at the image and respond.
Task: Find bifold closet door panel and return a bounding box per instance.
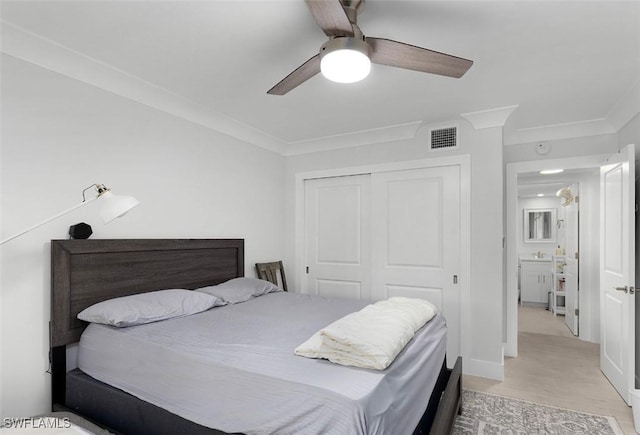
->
[370,166,461,361]
[304,174,372,300]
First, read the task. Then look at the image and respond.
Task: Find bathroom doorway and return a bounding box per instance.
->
[516,170,596,337]
[505,155,606,358]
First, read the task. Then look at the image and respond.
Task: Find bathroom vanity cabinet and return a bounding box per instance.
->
[520,259,553,305]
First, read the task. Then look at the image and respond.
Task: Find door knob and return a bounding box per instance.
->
[614,286,628,293]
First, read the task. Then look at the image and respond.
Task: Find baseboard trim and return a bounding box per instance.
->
[504,341,516,358]
[465,358,504,381]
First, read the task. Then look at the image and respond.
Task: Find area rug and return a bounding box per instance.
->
[454,390,624,434]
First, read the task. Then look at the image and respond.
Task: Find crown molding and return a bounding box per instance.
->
[504,80,639,146]
[460,105,518,130]
[0,21,446,158]
[504,118,617,145]
[1,20,288,155]
[3,20,637,156]
[282,121,422,156]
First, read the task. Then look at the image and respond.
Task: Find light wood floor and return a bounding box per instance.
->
[464,305,636,434]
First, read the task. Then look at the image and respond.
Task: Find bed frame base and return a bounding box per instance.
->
[417,356,462,435]
[64,369,226,435]
[53,354,461,435]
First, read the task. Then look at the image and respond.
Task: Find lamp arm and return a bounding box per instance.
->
[0,196,98,246]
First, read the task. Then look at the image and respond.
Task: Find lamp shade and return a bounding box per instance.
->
[99,191,140,224]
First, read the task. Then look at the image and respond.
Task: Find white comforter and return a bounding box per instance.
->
[295,297,437,370]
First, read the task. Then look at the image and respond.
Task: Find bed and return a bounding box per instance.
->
[50,239,462,435]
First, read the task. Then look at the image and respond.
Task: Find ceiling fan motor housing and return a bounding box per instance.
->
[320,36,370,60]
[339,0,364,23]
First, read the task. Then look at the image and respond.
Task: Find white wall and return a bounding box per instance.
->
[618,113,640,149]
[504,134,619,164]
[0,55,285,418]
[577,173,601,343]
[469,126,504,377]
[285,120,506,380]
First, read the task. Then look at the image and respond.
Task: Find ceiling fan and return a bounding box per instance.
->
[267,0,474,95]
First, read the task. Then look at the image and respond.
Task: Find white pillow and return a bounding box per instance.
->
[196,277,281,304]
[77,289,224,327]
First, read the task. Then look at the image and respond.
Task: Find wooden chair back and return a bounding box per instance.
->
[255,261,288,292]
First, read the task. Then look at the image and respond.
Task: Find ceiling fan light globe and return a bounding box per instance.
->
[321,48,371,84]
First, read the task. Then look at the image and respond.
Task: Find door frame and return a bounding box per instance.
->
[505,154,609,357]
[294,155,471,364]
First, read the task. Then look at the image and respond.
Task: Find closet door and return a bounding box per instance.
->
[304,175,372,299]
[370,166,461,360]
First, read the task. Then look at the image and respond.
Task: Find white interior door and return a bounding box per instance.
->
[304,175,371,299]
[564,183,579,335]
[600,144,635,404]
[370,166,461,362]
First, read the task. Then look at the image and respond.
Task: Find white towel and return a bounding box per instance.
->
[295,297,437,370]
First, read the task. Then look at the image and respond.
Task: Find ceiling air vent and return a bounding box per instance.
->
[429,126,458,151]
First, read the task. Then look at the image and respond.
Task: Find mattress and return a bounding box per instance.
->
[78,292,447,435]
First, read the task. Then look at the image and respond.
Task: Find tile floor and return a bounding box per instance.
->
[463,305,636,434]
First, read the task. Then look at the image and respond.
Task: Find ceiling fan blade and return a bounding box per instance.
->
[305,0,354,37]
[267,54,321,95]
[368,37,473,78]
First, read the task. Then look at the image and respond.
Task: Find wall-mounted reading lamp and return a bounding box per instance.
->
[0,183,140,245]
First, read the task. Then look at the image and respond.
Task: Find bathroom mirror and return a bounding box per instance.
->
[524,208,556,243]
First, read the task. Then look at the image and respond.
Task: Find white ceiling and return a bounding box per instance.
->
[2,1,639,151]
[517,167,600,197]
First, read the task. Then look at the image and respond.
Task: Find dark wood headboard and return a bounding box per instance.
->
[50,239,244,347]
